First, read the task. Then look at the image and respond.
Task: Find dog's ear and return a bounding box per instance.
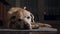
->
[30,13,35,22]
[8,7,20,14]
[24,6,26,10]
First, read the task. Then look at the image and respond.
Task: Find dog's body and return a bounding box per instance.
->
[7,7,52,29]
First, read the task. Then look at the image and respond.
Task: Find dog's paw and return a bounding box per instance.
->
[43,24,52,27]
[32,24,39,29]
[32,23,52,28]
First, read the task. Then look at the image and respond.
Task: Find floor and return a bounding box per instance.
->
[0,28,59,34]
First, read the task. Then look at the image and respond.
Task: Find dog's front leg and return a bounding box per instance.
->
[29,23,32,30]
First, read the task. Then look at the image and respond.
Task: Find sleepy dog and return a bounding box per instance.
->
[7,7,52,29]
[7,7,34,29]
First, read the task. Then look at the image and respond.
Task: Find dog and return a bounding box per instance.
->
[7,7,52,29]
[7,7,34,29]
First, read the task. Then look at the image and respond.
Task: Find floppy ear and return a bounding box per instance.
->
[30,13,35,23]
[8,7,20,14]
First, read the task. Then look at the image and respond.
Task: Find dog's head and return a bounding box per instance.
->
[7,7,34,29]
[8,7,34,23]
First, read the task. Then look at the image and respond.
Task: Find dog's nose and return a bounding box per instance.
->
[18,19,22,21]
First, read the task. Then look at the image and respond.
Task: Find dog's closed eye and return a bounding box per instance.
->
[10,16,16,22]
[27,16,30,19]
[11,16,16,19]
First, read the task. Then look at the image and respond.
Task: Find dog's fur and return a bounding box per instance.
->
[7,7,34,29]
[7,7,52,29]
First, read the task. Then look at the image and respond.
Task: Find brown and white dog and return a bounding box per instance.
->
[7,7,52,29]
[7,7,34,29]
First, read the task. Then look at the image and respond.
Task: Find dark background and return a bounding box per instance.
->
[0,0,60,30]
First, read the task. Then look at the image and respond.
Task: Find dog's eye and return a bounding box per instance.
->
[11,16,16,19]
[10,16,16,22]
[18,19,22,21]
[27,16,30,19]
